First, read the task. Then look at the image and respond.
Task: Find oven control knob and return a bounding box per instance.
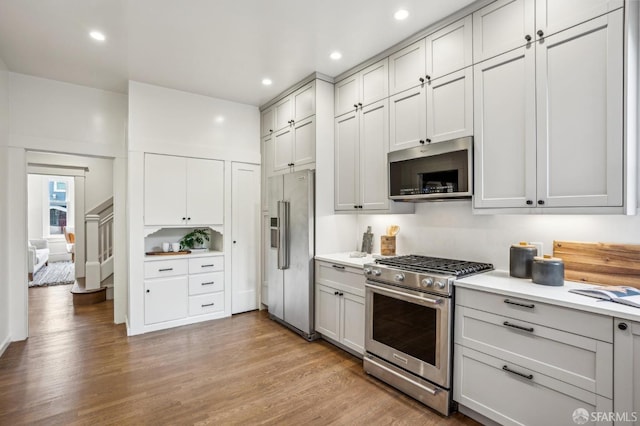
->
[421,278,434,287]
[394,273,405,282]
[436,281,446,289]
[364,268,372,275]
[373,269,382,276]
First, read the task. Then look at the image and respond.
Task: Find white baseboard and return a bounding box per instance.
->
[0,335,11,358]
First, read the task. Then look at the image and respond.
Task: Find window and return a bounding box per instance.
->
[47,177,74,236]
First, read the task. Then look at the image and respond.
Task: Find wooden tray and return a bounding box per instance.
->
[553,240,640,288]
[145,250,191,256]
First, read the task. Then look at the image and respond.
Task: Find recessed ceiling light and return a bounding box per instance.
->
[262,78,273,86]
[330,51,342,60]
[394,9,409,20]
[215,115,225,123]
[89,31,106,41]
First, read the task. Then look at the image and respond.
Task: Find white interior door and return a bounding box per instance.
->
[231,162,260,314]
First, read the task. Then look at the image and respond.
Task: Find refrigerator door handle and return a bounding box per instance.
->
[277,201,290,270]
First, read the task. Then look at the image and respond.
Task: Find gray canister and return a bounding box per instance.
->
[531,256,565,286]
[509,242,538,278]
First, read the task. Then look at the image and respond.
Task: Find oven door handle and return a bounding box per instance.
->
[365,282,442,305]
[366,356,438,395]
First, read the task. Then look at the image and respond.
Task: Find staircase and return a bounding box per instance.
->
[71,198,114,305]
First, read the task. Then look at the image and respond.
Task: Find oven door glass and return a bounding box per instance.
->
[365,282,451,388]
[372,292,437,365]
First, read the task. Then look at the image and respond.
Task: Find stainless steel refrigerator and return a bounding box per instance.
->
[267,169,316,340]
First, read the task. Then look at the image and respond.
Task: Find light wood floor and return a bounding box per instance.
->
[0,285,480,425]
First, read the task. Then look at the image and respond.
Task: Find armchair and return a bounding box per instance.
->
[28,239,50,281]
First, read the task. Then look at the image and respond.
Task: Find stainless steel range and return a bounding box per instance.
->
[363,255,493,415]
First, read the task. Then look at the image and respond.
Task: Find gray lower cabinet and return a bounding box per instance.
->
[614,318,640,425]
[454,287,614,426]
[315,260,365,355]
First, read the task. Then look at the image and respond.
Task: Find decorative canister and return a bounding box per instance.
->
[509,242,538,278]
[531,255,565,286]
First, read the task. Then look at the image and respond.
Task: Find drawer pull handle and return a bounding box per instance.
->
[502,365,533,380]
[201,264,215,268]
[332,265,345,270]
[202,281,215,286]
[504,299,535,309]
[201,303,215,307]
[158,268,173,272]
[503,321,534,333]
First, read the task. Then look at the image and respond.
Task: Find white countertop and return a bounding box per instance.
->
[315,252,379,268]
[456,270,640,322]
[144,250,223,261]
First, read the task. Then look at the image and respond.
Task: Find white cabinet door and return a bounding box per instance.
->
[536,0,623,39]
[426,15,472,80]
[293,81,315,122]
[335,73,359,118]
[231,162,260,314]
[144,154,187,226]
[315,284,340,341]
[334,111,359,211]
[274,96,293,131]
[273,127,293,173]
[474,47,536,209]
[261,106,275,137]
[426,67,473,143]
[360,58,389,107]
[535,11,623,208]
[389,86,426,152]
[262,135,275,211]
[389,39,426,95]
[473,0,535,63]
[614,319,640,424]
[341,292,365,355]
[144,276,188,324]
[292,116,315,170]
[359,99,389,211]
[186,158,224,225]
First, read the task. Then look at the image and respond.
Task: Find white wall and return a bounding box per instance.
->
[128,81,260,162]
[0,56,10,355]
[6,74,128,340]
[127,81,261,335]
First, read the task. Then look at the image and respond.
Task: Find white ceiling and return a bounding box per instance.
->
[0,0,476,106]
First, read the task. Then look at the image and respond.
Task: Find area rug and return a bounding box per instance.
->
[29,261,75,287]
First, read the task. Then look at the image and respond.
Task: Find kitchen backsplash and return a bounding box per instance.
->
[354,201,640,270]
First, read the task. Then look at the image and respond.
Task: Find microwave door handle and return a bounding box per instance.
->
[277,201,290,270]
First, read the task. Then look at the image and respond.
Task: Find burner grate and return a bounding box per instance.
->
[375,255,493,277]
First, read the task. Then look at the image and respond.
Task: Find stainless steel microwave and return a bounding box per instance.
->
[388,136,473,201]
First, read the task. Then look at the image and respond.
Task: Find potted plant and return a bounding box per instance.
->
[179,228,210,250]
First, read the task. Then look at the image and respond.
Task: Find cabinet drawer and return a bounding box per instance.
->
[144,259,188,279]
[315,261,365,296]
[456,288,612,342]
[189,256,224,273]
[188,271,224,295]
[189,292,224,316]
[454,345,613,426]
[456,306,613,398]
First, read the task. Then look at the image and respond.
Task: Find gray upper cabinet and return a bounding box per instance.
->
[335,58,388,117]
[261,106,275,137]
[273,81,316,132]
[473,0,623,64]
[425,15,473,81]
[388,40,426,95]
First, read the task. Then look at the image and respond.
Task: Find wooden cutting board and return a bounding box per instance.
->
[553,241,640,288]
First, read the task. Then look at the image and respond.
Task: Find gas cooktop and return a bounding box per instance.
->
[374,255,494,278]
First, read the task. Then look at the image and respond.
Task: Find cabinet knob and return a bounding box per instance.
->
[537,30,544,37]
[419,77,425,83]
[182,217,186,221]
[146,289,150,293]
[425,75,431,80]
[233,240,237,244]
[526,200,533,205]
[269,129,273,133]
[619,322,628,331]
[537,200,545,205]
[354,104,358,109]
[358,102,362,107]
[339,292,344,296]
[426,138,432,143]
[525,35,532,42]
[334,291,339,295]
[187,217,191,221]
[419,140,425,144]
